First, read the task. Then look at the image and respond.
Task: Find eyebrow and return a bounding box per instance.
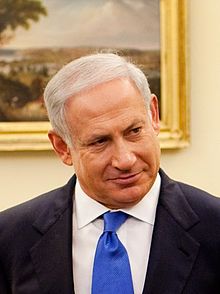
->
[85,119,145,143]
[85,133,110,145]
[124,119,145,131]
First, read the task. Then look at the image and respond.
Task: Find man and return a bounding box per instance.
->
[0,53,220,294]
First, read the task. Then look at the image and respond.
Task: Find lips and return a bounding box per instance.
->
[109,171,142,186]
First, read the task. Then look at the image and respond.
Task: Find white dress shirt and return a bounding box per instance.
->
[72,174,161,294]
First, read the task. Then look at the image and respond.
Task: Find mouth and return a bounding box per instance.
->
[109,171,142,186]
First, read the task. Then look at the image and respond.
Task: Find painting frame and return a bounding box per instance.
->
[0,0,189,151]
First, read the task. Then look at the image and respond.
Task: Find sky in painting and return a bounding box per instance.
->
[4,0,160,50]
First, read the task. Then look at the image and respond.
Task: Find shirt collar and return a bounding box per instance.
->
[75,173,161,229]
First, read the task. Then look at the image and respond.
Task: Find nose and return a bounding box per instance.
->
[111,141,137,171]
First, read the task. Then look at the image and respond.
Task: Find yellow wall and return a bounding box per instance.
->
[1,0,220,211]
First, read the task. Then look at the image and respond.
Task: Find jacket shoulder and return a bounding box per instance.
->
[0,176,76,244]
[177,180,220,216]
[159,169,220,226]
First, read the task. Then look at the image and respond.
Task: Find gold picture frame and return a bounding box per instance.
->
[160,0,189,149]
[0,0,189,151]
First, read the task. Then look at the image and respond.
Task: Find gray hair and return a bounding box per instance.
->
[44,53,152,146]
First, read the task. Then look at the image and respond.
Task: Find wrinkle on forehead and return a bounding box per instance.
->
[65,78,146,114]
[64,78,149,141]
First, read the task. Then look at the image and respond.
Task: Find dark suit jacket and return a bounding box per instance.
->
[1,170,220,294]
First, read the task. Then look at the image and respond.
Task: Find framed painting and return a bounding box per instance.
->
[0,0,189,151]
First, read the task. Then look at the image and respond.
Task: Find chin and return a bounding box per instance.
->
[113,190,145,207]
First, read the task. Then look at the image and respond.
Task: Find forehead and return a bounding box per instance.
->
[64,78,149,139]
[66,78,146,117]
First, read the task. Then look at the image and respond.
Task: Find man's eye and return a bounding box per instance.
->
[96,138,106,144]
[91,138,107,146]
[131,127,141,134]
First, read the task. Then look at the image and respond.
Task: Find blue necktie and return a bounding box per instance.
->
[92,211,134,294]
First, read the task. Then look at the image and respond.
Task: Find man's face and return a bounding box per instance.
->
[51,78,161,209]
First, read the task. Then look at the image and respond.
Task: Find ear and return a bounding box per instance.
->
[149,94,160,135]
[48,130,73,166]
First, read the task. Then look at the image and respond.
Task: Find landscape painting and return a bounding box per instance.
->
[0,0,160,123]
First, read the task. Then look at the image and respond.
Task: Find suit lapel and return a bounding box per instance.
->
[30,176,76,294]
[143,170,200,294]
[27,170,201,293]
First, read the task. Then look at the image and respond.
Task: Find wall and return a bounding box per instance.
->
[1,0,220,211]
[161,0,220,194]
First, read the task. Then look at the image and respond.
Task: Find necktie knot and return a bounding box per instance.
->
[103,211,128,233]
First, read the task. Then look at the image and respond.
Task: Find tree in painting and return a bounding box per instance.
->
[0,0,48,121]
[0,0,47,45]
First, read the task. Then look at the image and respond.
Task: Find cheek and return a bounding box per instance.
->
[69,151,87,177]
[76,152,109,179]
[139,138,160,164]
[91,156,109,178]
